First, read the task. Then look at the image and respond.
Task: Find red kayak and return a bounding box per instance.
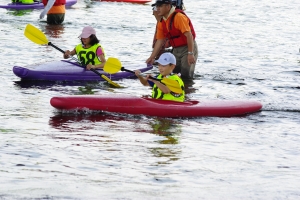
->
[50,95,262,118]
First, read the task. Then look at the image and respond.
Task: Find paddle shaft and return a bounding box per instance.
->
[90,68,107,77]
[120,67,161,82]
[48,42,65,54]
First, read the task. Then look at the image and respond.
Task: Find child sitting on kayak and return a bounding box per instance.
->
[63,26,106,70]
[134,52,185,102]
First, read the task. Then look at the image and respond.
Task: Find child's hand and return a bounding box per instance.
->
[63,50,71,59]
[86,64,94,70]
[134,70,142,77]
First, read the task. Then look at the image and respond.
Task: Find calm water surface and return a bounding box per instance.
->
[0,0,300,199]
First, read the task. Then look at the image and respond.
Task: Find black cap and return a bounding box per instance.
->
[151,0,172,7]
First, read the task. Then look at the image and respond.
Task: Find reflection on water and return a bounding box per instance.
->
[49,113,182,138]
[151,118,181,139]
[44,24,65,38]
[49,114,182,164]
[14,80,114,94]
[49,113,121,131]
[14,80,78,89]
[78,85,95,94]
[7,9,33,16]
[149,118,182,164]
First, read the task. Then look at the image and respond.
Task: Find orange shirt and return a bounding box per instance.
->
[48,5,65,14]
[156,12,191,40]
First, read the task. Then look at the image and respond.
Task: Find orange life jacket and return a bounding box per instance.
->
[161,9,196,48]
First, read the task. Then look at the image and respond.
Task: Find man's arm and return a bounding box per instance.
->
[184,31,196,65]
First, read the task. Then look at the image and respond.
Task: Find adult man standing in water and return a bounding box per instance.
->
[146,0,198,80]
[151,0,185,60]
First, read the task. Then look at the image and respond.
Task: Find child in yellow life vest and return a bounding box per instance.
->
[63,26,106,70]
[134,52,185,102]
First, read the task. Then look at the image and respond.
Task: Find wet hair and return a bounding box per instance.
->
[81,34,100,46]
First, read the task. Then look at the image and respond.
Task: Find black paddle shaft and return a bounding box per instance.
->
[121,67,160,81]
[121,67,134,74]
[48,42,65,54]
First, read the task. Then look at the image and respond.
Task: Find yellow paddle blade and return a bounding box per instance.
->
[24,24,48,45]
[103,57,122,74]
[101,74,122,88]
[161,78,183,94]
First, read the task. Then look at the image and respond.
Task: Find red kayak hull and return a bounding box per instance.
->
[50,95,262,117]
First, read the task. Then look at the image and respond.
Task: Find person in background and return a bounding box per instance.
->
[135,52,185,102]
[63,26,106,70]
[147,0,198,80]
[151,0,185,60]
[40,0,66,25]
[152,6,171,60]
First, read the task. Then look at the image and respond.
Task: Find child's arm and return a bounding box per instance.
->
[39,0,55,19]
[86,47,105,70]
[149,78,171,94]
[63,49,76,59]
[134,70,150,86]
[86,54,106,70]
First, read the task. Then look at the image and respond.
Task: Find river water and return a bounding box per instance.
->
[0,0,300,199]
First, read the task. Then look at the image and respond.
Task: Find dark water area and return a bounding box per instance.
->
[0,0,300,199]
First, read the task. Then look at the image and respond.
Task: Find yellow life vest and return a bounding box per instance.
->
[21,0,34,4]
[152,74,185,102]
[75,43,105,66]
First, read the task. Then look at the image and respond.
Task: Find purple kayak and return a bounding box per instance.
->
[0,0,77,10]
[13,60,153,81]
